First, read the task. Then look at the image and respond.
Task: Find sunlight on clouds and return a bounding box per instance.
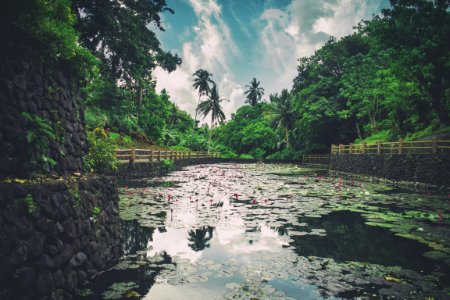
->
[155,0,241,122]
[256,0,381,96]
[155,0,387,121]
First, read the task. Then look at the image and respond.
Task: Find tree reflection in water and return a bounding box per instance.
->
[187,226,214,251]
[121,220,154,255]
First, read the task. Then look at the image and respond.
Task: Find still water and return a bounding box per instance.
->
[80,164,450,299]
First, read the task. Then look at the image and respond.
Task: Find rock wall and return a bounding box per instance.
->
[330,154,450,187]
[0,176,122,300]
[0,35,87,178]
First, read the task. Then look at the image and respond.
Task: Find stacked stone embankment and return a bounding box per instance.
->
[0,176,122,300]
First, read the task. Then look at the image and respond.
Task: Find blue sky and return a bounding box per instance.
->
[153,0,390,120]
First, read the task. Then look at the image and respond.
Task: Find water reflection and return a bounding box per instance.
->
[187,226,214,251]
[80,164,450,300]
[292,211,441,273]
[121,220,154,255]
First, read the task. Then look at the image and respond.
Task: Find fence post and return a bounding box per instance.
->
[349,143,353,154]
[150,150,154,162]
[130,148,135,163]
[432,137,438,154]
[377,141,381,155]
[398,138,404,154]
[361,143,366,154]
[338,144,342,154]
[158,150,161,161]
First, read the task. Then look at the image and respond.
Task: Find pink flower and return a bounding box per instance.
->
[252,199,258,205]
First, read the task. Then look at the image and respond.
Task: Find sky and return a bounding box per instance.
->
[153,0,390,120]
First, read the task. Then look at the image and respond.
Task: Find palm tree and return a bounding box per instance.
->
[192,69,214,121]
[244,78,265,106]
[196,84,227,153]
[187,226,214,251]
[268,89,295,147]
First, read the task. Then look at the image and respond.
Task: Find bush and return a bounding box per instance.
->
[212,144,238,158]
[265,147,299,160]
[160,159,174,172]
[83,129,118,173]
[84,107,108,130]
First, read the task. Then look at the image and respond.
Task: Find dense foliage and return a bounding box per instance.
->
[214,0,450,158]
[4,0,450,169]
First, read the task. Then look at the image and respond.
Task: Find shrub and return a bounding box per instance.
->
[265,147,300,160]
[83,129,118,173]
[160,159,174,172]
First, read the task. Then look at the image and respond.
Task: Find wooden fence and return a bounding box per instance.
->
[303,154,330,164]
[115,149,221,163]
[331,138,450,155]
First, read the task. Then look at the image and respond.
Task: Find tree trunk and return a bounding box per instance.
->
[418,68,450,126]
[208,117,213,154]
[355,123,363,141]
[194,94,202,124]
[285,127,290,148]
[137,85,143,119]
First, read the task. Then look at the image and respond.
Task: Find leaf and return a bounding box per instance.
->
[125,291,141,298]
[385,275,401,282]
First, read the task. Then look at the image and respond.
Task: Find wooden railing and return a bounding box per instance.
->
[115,149,221,163]
[303,154,330,164]
[331,138,450,155]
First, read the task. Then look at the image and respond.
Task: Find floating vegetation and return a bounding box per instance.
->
[102,282,139,300]
[81,163,450,300]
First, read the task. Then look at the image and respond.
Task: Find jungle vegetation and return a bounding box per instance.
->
[3,0,450,168]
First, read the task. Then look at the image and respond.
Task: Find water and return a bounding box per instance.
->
[79,163,450,299]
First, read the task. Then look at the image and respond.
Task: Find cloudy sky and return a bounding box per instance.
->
[154,0,390,120]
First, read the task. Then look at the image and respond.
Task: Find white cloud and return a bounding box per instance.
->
[154,0,242,122]
[255,0,383,96]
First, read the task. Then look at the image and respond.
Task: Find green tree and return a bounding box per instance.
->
[196,84,227,152]
[267,89,296,147]
[364,0,450,126]
[192,69,215,121]
[72,0,181,111]
[244,78,265,106]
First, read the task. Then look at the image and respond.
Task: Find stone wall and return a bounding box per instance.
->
[0,35,87,179]
[0,176,122,300]
[330,154,450,187]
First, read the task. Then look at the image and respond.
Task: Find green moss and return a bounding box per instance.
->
[24,194,37,214]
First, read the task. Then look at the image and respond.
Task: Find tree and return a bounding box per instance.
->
[72,0,181,111]
[244,78,265,106]
[363,0,450,126]
[268,89,296,147]
[192,69,215,121]
[196,84,227,152]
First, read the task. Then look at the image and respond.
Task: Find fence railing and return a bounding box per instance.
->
[331,138,450,155]
[116,149,221,163]
[303,154,330,164]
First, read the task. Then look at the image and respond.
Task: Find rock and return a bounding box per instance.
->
[65,270,78,291]
[51,193,65,209]
[50,289,65,300]
[17,267,36,290]
[36,269,55,296]
[53,270,65,287]
[59,244,73,264]
[14,74,26,90]
[69,252,87,268]
[62,219,76,240]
